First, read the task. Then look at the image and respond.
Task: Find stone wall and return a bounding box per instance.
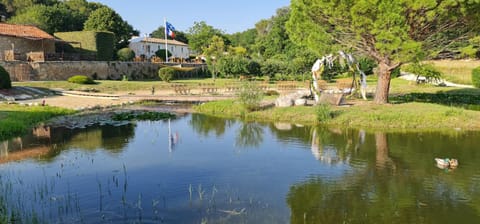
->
[0,36,55,61]
[0,61,166,81]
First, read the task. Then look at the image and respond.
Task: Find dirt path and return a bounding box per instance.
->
[17,89,236,110]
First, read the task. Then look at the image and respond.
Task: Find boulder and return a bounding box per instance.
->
[294,98,307,106]
[275,96,294,107]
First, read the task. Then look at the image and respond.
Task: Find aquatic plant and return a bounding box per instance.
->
[112,111,176,121]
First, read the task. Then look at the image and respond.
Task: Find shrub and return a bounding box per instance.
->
[472,66,480,88]
[238,81,264,111]
[158,67,176,82]
[0,66,12,89]
[316,103,333,122]
[260,59,287,78]
[155,49,172,62]
[117,48,135,61]
[358,57,377,76]
[247,60,261,75]
[67,75,95,84]
[217,56,249,77]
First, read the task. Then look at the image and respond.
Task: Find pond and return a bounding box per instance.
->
[0,112,480,223]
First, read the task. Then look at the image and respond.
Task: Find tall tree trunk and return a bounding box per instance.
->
[374,62,392,104]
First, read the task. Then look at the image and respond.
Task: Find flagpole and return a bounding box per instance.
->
[164,18,168,63]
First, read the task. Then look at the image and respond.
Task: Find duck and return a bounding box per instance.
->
[435,158,458,168]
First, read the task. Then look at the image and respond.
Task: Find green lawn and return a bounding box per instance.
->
[427,60,480,85]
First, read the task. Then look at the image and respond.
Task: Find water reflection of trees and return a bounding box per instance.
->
[45,124,136,159]
[287,130,480,223]
[189,114,235,137]
[235,122,263,147]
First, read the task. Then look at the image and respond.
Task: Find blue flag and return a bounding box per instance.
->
[166,21,175,38]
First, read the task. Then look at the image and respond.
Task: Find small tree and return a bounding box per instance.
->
[158,67,176,82]
[0,66,12,89]
[117,48,135,61]
[155,49,172,62]
[238,81,264,111]
[203,35,225,80]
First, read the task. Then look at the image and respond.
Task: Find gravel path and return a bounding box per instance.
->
[399,72,474,88]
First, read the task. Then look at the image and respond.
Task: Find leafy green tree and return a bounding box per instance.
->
[150,26,189,44]
[154,49,172,62]
[254,7,293,59]
[217,56,249,77]
[83,6,138,49]
[187,21,226,53]
[227,28,257,54]
[8,4,76,33]
[287,0,480,104]
[203,35,225,80]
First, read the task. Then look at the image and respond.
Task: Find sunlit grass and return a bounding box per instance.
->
[427,60,480,85]
[0,104,75,140]
[195,100,480,131]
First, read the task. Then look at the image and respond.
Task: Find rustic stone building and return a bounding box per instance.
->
[0,23,55,61]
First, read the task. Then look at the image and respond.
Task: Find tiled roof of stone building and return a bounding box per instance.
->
[0,23,54,40]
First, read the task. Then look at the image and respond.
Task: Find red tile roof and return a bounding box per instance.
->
[0,23,54,40]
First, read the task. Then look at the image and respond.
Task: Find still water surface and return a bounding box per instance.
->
[1,113,480,223]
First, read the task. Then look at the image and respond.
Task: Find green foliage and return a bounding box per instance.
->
[116,48,135,61]
[55,31,115,61]
[316,103,333,123]
[6,0,103,33]
[403,63,443,83]
[247,60,261,75]
[217,56,249,78]
[323,61,347,81]
[237,81,264,111]
[358,58,377,76]
[0,104,74,141]
[391,67,401,78]
[158,67,176,82]
[203,35,226,79]
[150,26,189,44]
[472,67,480,88]
[227,28,257,53]
[154,49,172,62]
[287,0,480,103]
[459,45,478,59]
[112,111,175,121]
[0,66,12,89]
[254,7,293,59]
[260,59,287,78]
[83,6,138,49]
[67,75,95,84]
[187,21,227,53]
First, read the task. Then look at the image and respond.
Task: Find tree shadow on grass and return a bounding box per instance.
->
[390,87,480,111]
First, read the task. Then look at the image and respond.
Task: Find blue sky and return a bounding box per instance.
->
[89,0,291,35]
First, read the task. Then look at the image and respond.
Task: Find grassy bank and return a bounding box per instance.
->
[428,60,480,85]
[194,100,480,131]
[0,104,75,140]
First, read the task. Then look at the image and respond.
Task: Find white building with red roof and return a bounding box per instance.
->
[129,36,189,60]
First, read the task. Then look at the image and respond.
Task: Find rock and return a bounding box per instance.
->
[275,96,294,107]
[294,98,307,106]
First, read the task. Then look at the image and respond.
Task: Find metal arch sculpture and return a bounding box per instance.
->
[311,51,368,103]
